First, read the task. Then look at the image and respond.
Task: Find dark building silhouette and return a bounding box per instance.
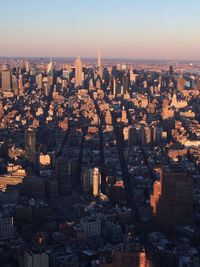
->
[151,169,193,233]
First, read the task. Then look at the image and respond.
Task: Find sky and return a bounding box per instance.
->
[0,0,200,60]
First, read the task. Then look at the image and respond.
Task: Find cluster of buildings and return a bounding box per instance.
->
[0,54,200,266]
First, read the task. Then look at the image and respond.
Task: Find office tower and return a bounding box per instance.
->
[123,126,130,141]
[82,168,91,193]
[150,180,161,214]
[25,61,30,73]
[25,128,36,164]
[37,73,43,89]
[12,75,18,95]
[130,66,137,84]
[75,55,83,87]
[122,75,129,94]
[113,78,116,96]
[18,74,24,95]
[1,64,11,91]
[128,126,142,147]
[153,126,163,145]
[46,75,53,96]
[47,61,53,75]
[92,167,101,197]
[97,49,101,68]
[55,158,71,194]
[141,126,152,147]
[151,170,193,233]
[121,106,128,124]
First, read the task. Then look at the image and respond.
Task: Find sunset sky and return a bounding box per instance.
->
[0,0,200,60]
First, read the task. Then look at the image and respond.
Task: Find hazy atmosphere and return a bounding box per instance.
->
[0,0,200,59]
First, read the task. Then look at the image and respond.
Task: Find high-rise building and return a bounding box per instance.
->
[141,126,152,147]
[151,170,193,233]
[75,55,83,87]
[55,158,71,194]
[122,75,129,94]
[25,61,30,73]
[121,106,128,124]
[150,180,161,214]
[37,73,43,89]
[25,128,36,164]
[12,75,18,95]
[18,74,24,95]
[128,126,142,147]
[113,78,116,97]
[47,61,53,75]
[92,167,101,197]
[97,49,101,69]
[82,168,91,193]
[1,64,12,91]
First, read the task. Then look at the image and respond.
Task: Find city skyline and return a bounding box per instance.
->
[0,0,200,60]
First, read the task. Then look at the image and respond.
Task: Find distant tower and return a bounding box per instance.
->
[18,74,24,96]
[37,73,43,90]
[113,78,116,97]
[169,65,174,76]
[75,55,83,87]
[47,61,53,76]
[1,65,11,91]
[25,61,30,73]
[97,49,101,69]
[25,128,36,164]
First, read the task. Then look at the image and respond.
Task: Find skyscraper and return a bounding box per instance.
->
[97,49,101,69]
[18,74,24,96]
[37,73,43,90]
[56,158,71,194]
[92,167,101,197]
[151,170,193,233]
[25,128,36,164]
[1,64,12,91]
[75,55,83,87]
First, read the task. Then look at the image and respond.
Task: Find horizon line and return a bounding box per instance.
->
[0,56,199,62]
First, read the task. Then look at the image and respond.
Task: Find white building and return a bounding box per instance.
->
[81,217,101,238]
[24,251,49,267]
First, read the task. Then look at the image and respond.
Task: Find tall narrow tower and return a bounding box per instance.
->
[92,167,101,197]
[1,65,12,91]
[25,128,36,164]
[97,49,101,69]
[75,55,83,87]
